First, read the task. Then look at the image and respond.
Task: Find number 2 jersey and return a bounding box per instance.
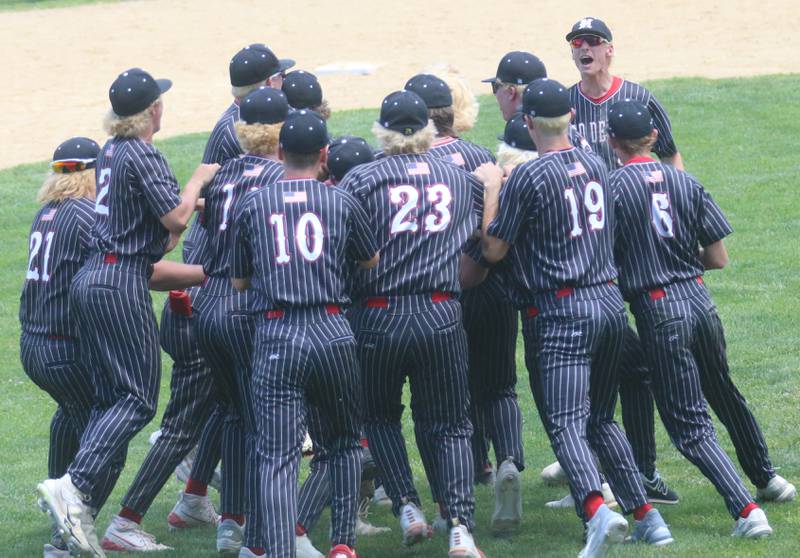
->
[231,178,378,310]
[338,153,482,298]
[19,197,95,337]
[611,157,732,299]
[487,147,616,307]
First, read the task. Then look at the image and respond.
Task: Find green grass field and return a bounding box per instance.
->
[1,75,798,557]
[0,0,120,11]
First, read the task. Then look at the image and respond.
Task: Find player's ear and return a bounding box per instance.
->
[523,114,534,132]
[319,146,329,165]
[569,108,576,123]
[278,146,286,162]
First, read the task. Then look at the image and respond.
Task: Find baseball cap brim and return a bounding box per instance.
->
[481,76,499,83]
[156,78,173,94]
[278,59,296,72]
[565,29,610,41]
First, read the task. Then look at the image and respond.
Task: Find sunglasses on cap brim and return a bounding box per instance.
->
[570,36,607,48]
[51,159,96,173]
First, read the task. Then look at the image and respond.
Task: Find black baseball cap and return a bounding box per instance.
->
[109,68,171,117]
[497,113,537,151]
[279,110,328,154]
[566,17,613,42]
[404,74,452,109]
[282,70,323,109]
[378,90,428,136]
[482,51,547,85]
[229,44,295,87]
[240,87,291,125]
[607,100,654,140]
[51,137,100,173]
[522,78,571,118]
[328,136,375,182]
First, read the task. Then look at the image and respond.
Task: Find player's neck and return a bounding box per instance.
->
[283,167,318,181]
[580,71,614,99]
[620,151,656,165]
[536,134,572,154]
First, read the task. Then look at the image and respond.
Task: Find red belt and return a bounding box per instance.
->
[103,253,118,264]
[365,291,452,309]
[649,277,703,301]
[264,305,341,319]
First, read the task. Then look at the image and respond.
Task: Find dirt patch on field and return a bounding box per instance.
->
[0,0,796,169]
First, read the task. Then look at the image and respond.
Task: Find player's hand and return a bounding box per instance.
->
[473,162,504,193]
[196,197,205,211]
[191,163,221,186]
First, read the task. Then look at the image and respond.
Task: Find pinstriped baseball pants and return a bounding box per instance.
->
[120,294,222,515]
[253,309,362,556]
[350,295,476,530]
[522,283,648,520]
[67,255,159,507]
[632,279,753,517]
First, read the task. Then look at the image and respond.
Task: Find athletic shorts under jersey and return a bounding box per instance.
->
[231,178,377,309]
[487,147,616,306]
[92,137,181,261]
[20,197,95,337]
[569,77,677,169]
[202,103,244,165]
[338,153,482,297]
[611,157,732,298]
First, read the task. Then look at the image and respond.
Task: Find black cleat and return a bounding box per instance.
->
[642,472,679,505]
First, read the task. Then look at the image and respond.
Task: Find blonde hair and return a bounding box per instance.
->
[231,82,265,100]
[313,99,332,121]
[531,113,571,136]
[612,131,658,157]
[103,98,159,138]
[234,121,282,156]
[496,142,539,170]
[372,120,436,155]
[37,169,96,204]
[423,66,479,134]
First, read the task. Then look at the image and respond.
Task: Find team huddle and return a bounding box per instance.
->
[20,15,796,558]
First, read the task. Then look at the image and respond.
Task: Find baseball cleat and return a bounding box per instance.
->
[216,518,244,555]
[372,485,391,507]
[354,496,390,535]
[732,508,773,538]
[641,471,679,505]
[100,515,172,551]
[579,504,628,558]
[627,508,674,546]
[491,458,522,533]
[448,523,484,558]
[167,491,219,530]
[545,483,617,509]
[327,544,358,558]
[540,461,567,486]
[37,474,105,557]
[400,502,430,546]
[302,432,314,456]
[148,429,163,445]
[238,547,265,558]
[432,512,449,534]
[756,475,797,503]
[296,533,324,558]
[43,543,70,557]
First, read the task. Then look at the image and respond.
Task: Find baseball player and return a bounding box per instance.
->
[496,112,539,169]
[230,109,379,558]
[282,70,331,119]
[338,90,484,557]
[607,99,793,535]
[203,44,295,166]
[478,79,673,557]
[36,68,218,557]
[405,72,525,531]
[194,87,290,557]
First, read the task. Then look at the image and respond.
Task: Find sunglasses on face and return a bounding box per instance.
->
[491,81,503,94]
[570,36,606,48]
[51,160,96,173]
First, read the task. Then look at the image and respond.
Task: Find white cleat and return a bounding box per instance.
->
[540,461,567,486]
[448,523,484,558]
[432,512,449,534]
[148,430,163,445]
[296,533,324,558]
[372,485,391,507]
[238,548,264,558]
[37,474,105,557]
[546,483,617,509]
[757,475,797,503]
[491,458,522,533]
[400,502,430,546]
[356,517,391,536]
[167,491,219,530]
[627,508,674,546]
[302,432,314,456]
[217,518,244,555]
[732,508,773,538]
[579,504,628,558]
[100,515,172,552]
[43,543,70,557]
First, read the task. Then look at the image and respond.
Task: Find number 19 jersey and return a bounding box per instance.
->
[338,153,482,297]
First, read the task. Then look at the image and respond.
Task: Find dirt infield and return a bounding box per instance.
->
[0,0,796,169]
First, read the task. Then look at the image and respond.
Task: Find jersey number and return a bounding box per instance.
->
[651,192,675,238]
[26,231,55,282]
[218,183,236,231]
[389,184,452,234]
[269,212,324,263]
[95,168,111,216]
[564,181,605,237]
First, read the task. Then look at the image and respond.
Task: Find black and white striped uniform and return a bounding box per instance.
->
[487,147,649,519]
[231,177,378,556]
[569,78,677,170]
[339,153,480,530]
[67,136,181,507]
[202,103,243,165]
[612,158,769,515]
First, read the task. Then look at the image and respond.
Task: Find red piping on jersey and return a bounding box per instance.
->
[624,156,657,166]
[579,76,623,105]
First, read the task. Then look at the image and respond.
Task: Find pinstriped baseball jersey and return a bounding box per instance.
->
[338,153,482,297]
[20,198,95,337]
[202,103,243,165]
[487,147,616,305]
[569,78,677,169]
[92,137,181,261]
[611,158,732,298]
[231,178,378,309]
[202,155,284,277]
[182,216,209,265]
[428,136,495,172]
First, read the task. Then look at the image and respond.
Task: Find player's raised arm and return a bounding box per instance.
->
[159,163,220,234]
[473,162,508,262]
